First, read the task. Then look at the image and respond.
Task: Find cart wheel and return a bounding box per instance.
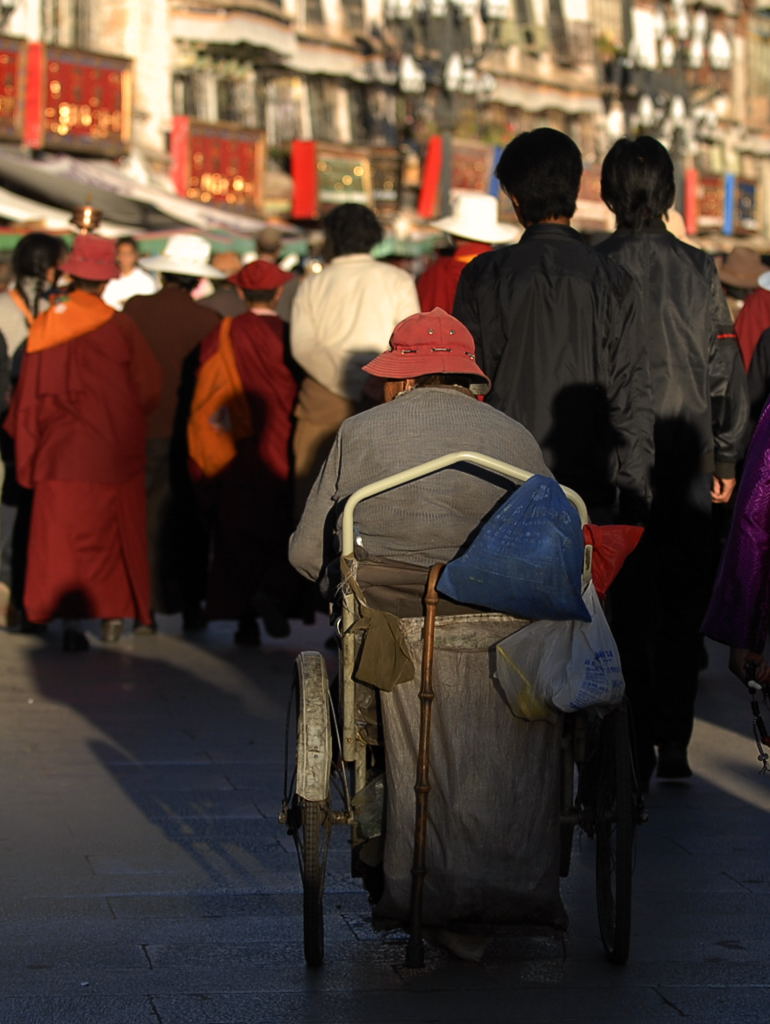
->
[296,797,330,967]
[286,652,334,967]
[594,702,635,965]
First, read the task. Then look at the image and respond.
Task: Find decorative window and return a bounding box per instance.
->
[308,77,339,141]
[591,0,624,53]
[42,0,90,48]
[305,0,325,25]
[749,13,770,94]
[173,72,196,118]
[345,0,365,32]
[266,76,307,146]
[548,0,572,64]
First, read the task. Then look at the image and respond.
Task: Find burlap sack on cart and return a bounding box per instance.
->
[495,581,625,719]
[374,612,565,931]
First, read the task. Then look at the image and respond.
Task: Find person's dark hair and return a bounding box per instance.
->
[116,236,138,250]
[242,287,277,304]
[495,127,582,225]
[12,232,64,317]
[601,136,675,230]
[70,277,104,294]
[323,203,383,259]
[162,271,199,291]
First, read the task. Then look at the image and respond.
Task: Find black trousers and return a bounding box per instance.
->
[609,473,712,775]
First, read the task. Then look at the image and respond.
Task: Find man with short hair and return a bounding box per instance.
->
[101,236,157,311]
[256,226,283,263]
[453,127,653,523]
[290,203,419,515]
[4,235,162,649]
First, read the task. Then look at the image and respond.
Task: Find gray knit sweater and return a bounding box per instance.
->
[289,386,551,582]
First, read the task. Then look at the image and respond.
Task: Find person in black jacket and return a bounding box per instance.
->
[453,127,654,525]
[598,136,748,784]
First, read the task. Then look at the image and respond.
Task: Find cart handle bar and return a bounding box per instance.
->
[341,450,589,558]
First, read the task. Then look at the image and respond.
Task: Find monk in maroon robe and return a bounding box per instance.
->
[417,191,520,313]
[188,260,297,643]
[417,240,492,313]
[4,235,162,649]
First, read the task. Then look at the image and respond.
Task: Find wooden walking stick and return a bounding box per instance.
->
[405,562,443,969]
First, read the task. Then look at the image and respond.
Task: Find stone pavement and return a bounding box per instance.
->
[0,618,768,1024]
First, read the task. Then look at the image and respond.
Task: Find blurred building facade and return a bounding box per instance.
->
[0,0,769,240]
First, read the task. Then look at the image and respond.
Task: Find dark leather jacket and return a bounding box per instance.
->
[454,222,654,522]
[598,223,748,481]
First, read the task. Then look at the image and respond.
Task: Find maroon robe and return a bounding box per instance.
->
[5,293,162,624]
[194,311,298,620]
[735,286,770,370]
[416,242,492,313]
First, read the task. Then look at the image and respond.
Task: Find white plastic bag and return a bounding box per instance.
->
[495,582,625,720]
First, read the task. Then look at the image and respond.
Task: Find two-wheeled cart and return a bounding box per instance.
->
[280,452,642,967]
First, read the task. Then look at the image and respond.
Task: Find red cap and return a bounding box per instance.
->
[363,308,490,394]
[229,259,292,291]
[60,235,119,282]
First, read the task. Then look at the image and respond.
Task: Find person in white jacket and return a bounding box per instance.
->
[289,203,419,516]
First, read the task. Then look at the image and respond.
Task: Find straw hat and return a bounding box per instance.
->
[140,234,225,279]
[714,246,766,290]
[363,308,491,395]
[430,190,520,246]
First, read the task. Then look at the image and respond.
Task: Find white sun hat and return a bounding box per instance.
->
[430,189,521,246]
[140,233,226,279]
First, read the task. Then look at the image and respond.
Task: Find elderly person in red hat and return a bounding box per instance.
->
[188,260,298,644]
[289,309,566,949]
[4,235,162,649]
[289,307,550,583]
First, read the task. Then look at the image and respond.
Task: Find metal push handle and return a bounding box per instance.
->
[340,450,589,559]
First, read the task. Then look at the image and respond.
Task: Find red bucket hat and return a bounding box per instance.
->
[229,259,292,291]
[363,308,491,394]
[60,235,119,282]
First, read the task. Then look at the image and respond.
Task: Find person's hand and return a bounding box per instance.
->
[729,647,770,684]
[711,476,736,504]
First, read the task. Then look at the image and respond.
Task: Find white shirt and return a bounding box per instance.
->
[290,253,419,401]
[102,266,158,311]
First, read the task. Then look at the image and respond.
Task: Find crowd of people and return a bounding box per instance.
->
[0,128,768,795]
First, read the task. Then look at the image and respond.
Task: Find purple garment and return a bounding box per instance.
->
[702,400,770,650]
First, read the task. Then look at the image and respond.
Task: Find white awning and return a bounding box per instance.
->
[0,147,278,235]
[37,153,271,234]
[0,183,136,236]
[171,10,296,58]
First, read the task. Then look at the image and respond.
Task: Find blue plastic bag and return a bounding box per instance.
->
[438,474,590,621]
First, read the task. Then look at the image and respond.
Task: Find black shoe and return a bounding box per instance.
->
[234,618,261,646]
[656,741,692,780]
[62,627,89,652]
[101,618,123,643]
